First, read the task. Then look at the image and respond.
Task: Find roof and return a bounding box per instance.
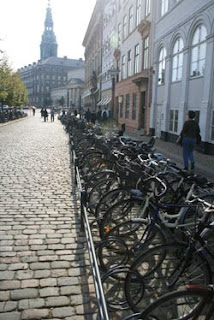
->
[38,57,85,68]
[67,78,84,85]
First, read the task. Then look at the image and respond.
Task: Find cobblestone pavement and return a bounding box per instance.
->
[0,113,97,320]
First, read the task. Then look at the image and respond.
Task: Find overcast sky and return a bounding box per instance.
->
[0,0,96,71]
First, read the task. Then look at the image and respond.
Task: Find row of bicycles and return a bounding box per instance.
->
[61,115,214,320]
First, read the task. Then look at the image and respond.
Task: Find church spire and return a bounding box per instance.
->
[40,0,58,60]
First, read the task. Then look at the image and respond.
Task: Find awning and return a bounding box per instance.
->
[97,98,104,106]
[97,97,112,106]
[103,97,111,105]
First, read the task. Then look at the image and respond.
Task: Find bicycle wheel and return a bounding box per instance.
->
[84,170,118,191]
[95,188,131,219]
[140,285,211,320]
[102,267,145,311]
[96,236,130,272]
[180,193,214,232]
[125,242,212,312]
[107,219,167,256]
[99,198,148,239]
[80,151,108,175]
[87,178,120,215]
[200,225,214,272]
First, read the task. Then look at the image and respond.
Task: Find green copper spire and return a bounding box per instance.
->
[40,0,58,60]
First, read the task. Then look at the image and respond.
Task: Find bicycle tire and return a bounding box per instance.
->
[96,236,130,272]
[180,193,214,232]
[107,218,167,256]
[101,266,145,311]
[95,187,131,219]
[99,198,148,239]
[125,242,212,312]
[80,151,108,175]
[84,170,118,191]
[87,177,120,215]
[140,285,212,320]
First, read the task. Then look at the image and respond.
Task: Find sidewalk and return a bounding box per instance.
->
[125,129,214,183]
[0,113,96,320]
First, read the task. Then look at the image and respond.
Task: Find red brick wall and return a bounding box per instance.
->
[115,73,151,134]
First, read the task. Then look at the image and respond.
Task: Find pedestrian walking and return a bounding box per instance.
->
[50,108,55,122]
[101,107,109,121]
[91,110,96,124]
[85,108,91,122]
[41,108,44,117]
[176,110,201,171]
[32,106,36,116]
[43,108,48,122]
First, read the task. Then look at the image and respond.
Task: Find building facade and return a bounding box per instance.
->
[113,0,154,133]
[83,0,155,133]
[82,0,103,113]
[19,2,84,108]
[151,0,214,154]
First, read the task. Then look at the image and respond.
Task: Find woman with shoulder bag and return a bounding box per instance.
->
[176,110,200,171]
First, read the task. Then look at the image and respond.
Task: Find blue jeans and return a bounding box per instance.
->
[182,137,196,169]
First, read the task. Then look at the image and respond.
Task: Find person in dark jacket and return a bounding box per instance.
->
[176,110,200,171]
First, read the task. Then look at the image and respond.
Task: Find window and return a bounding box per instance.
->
[158,47,166,85]
[134,44,140,74]
[161,0,168,16]
[118,23,122,46]
[122,55,126,79]
[191,25,207,77]
[136,0,141,26]
[127,50,132,77]
[169,110,178,132]
[172,37,184,82]
[119,0,122,11]
[143,37,149,70]
[123,15,128,39]
[119,96,123,118]
[211,112,214,140]
[132,93,137,120]
[125,94,130,119]
[145,0,151,16]
[129,6,134,33]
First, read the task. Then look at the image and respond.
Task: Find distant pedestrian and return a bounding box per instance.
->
[43,109,48,122]
[176,110,201,171]
[85,108,91,122]
[32,106,36,116]
[50,108,55,122]
[41,108,44,117]
[91,110,96,124]
[101,107,109,121]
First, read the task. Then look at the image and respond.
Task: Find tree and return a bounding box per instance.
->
[0,57,11,106]
[0,57,28,107]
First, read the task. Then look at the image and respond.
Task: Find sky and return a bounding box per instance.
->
[0,0,97,71]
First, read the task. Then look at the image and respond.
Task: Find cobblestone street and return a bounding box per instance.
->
[0,113,96,320]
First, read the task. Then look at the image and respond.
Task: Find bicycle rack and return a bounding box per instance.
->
[72,148,110,320]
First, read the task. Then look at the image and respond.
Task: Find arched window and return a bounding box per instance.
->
[172,37,184,82]
[161,0,168,16]
[191,24,207,77]
[158,47,166,85]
